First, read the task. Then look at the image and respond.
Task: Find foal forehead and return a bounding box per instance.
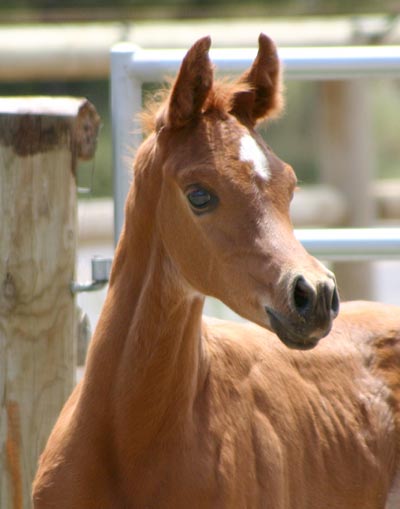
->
[170,116,285,185]
[238,133,270,181]
[215,121,275,182]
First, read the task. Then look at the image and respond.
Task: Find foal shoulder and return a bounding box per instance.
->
[202,305,400,452]
[201,316,349,394]
[203,301,400,359]
[202,303,400,404]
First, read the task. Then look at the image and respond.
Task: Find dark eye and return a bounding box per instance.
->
[186,186,217,213]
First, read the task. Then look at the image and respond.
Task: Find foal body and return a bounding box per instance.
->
[33,35,400,508]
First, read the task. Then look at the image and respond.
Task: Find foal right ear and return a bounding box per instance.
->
[230,33,283,126]
[165,36,213,129]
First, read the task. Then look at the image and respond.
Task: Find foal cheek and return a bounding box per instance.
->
[158,191,217,293]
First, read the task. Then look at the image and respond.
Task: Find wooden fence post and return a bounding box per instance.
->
[0,97,100,509]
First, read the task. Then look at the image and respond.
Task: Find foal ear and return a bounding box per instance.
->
[230,33,283,126]
[166,36,213,128]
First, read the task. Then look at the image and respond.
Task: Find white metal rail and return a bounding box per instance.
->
[76,227,400,293]
[110,43,400,259]
[296,228,400,261]
[119,45,400,82]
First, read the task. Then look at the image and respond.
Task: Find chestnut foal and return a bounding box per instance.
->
[33,35,400,508]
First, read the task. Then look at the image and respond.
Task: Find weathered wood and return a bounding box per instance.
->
[317,80,376,300]
[0,97,100,509]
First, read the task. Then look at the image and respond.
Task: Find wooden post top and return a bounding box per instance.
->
[0,97,100,162]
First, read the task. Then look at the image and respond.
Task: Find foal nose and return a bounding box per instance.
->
[292,275,339,323]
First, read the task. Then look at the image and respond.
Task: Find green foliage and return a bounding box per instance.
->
[259,81,320,184]
[0,0,396,16]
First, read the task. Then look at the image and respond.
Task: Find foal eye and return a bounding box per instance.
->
[186,186,216,212]
[187,187,211,208]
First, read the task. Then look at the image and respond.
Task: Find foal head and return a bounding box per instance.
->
[136,34,339,350]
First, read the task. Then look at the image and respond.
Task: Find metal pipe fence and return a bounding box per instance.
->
[84,227,400,291]
[296,228,400,261]
[110,43,400,260]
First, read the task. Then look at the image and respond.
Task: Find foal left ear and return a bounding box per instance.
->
[165,36,213,129]
[230,33,283,126]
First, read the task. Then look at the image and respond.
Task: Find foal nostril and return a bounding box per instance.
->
[330,285,340,317]
[293,276,316,317]
[320,280,340,318]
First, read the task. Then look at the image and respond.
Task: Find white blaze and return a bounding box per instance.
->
[239,134,270,180]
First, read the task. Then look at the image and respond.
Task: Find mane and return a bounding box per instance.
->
[139,77,255,135]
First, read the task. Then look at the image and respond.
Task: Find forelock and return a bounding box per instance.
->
[140,78,251,135]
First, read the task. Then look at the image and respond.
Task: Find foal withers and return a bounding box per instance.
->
[33,34,400,509]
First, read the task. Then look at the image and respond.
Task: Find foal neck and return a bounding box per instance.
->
[118,230,206,395]
[85,147,207,449]
[113,226,207,451]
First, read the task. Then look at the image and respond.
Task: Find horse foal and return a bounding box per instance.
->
[33,34,400,509]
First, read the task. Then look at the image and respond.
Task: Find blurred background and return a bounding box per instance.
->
[1,0,399,335]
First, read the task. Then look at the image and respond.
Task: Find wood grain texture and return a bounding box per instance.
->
[0,98,100,509]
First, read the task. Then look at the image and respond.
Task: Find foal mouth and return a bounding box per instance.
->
[265,307,330,350]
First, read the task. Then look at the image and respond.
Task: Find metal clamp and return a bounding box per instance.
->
[71,256,112,294]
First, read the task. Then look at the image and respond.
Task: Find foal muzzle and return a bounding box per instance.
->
[266,275,340,350]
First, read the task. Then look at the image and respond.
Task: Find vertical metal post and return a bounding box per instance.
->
[111,43,143,245]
